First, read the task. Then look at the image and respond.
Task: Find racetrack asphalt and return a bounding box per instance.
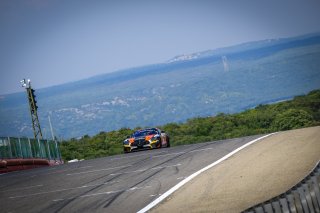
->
[0,134,263,213]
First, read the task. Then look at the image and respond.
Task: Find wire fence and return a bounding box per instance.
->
[0,137,61,161]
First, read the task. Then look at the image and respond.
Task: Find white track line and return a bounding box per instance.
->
[137,133,275,213]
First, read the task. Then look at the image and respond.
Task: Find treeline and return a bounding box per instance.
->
[60,89,320,161]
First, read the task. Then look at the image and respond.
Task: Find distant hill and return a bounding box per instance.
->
[1,32,320,139]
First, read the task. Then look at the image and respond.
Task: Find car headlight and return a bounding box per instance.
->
[123,140,129,145]
[150,136,160,142]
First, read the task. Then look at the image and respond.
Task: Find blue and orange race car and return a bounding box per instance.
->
[123,128,170,153]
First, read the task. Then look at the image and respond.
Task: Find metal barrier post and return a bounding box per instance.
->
[303,183,316,212]
[56,140,62,161]
[28,138,33,158]
[7,137,12,158]
[46,140,51,160]
[271,201,281,213]
[312,176,320,206]
[18,138,23,158]
[37,138,42,158]
[279,198,290,213]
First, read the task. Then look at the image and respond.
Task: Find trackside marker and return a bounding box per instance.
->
[137,133,275,213]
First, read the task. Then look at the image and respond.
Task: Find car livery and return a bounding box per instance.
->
[123,128,170,153]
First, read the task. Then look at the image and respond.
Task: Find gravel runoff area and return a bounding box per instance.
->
[150,126,320,213]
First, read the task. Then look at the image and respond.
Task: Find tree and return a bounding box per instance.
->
[272,109,314,131]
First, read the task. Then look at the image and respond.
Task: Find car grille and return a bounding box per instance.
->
[133,138,146,147]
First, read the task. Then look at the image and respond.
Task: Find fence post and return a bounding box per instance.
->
[55,139,62,162]
[37,138,43,158]
[54,140,58,160]
[7,137,12,158]
[18,138,23,158]
[46,140,51,160]
[28,138,33,158]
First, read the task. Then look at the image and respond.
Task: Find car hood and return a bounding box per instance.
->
[128,134,158,143]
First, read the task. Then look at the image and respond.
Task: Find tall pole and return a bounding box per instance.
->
[20,79,43,140]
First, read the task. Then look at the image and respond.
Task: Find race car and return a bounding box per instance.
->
[123,128,170,153]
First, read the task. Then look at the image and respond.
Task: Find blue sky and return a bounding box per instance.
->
[1,0,320,95]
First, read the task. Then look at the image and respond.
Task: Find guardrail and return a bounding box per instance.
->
[0,137,61,160]
[243,161,320,213]
[0,137,62,173]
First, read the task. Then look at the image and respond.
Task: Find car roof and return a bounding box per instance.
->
[134,128,159,133]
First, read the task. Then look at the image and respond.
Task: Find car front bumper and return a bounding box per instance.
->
[123,139,159,152]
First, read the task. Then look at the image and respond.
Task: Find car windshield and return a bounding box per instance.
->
[133,129,158,137]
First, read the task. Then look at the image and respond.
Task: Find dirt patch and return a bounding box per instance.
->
[150,126,320,213]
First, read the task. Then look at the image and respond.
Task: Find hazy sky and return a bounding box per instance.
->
[1,0,320,95]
